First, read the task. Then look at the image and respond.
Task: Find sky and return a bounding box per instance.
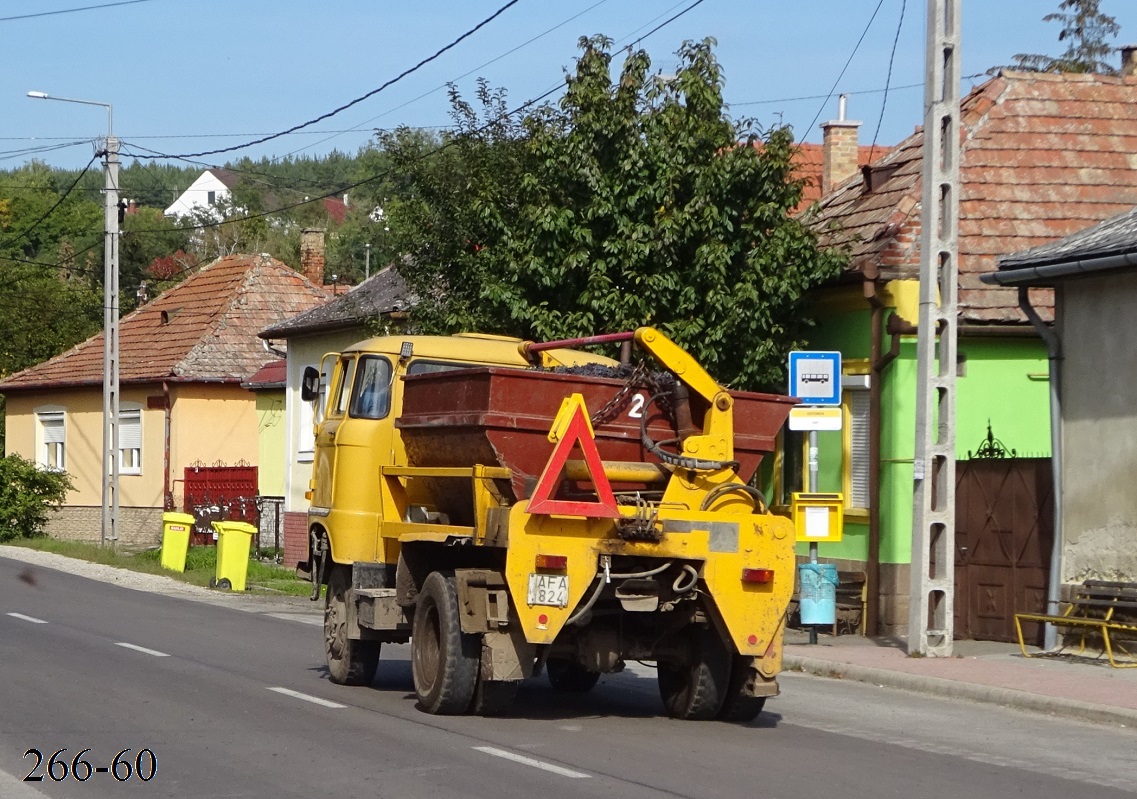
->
[4,0,1137,172]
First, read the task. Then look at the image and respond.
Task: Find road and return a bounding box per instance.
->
[1,554,1135,799]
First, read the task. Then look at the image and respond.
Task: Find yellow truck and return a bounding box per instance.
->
[298,328,797,720]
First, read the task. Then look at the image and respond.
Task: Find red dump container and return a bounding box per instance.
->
[397,367,794,503]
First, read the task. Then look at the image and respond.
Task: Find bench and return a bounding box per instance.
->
[1014,580,1137,668]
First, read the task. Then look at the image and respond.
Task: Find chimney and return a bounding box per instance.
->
[1121,45,1137,77]
[300,228,326,286]
[820,94,862,196]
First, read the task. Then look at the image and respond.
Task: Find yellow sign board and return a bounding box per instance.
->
[791,492,844,543]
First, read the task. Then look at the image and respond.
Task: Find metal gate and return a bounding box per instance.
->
[183,463,259,545]
[954,458,1053,643]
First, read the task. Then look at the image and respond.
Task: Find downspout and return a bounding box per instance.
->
[1018,287,1063,651]
[163,381,172,510]
[864,272,906,635]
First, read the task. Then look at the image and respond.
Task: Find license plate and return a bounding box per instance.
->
[527,573,568,607]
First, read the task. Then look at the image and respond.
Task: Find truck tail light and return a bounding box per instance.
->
[742,568,774,584]
[535,554,568,571]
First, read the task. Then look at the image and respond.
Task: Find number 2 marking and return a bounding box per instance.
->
[628,394,645,419]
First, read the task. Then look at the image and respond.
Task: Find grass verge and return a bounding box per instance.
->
[8,537,312,596]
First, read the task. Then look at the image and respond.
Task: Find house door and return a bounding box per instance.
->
[954,458,1053,644]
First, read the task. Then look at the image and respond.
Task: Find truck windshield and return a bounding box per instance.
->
[349,356,393,419]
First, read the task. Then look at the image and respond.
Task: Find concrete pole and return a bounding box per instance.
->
[101,133,121,547]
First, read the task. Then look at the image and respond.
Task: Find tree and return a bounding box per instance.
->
[1008,0,1120,75]
[0,454,74,541]
[383,37,845,390]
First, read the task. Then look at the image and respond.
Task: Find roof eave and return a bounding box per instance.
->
[986,250,1137,288]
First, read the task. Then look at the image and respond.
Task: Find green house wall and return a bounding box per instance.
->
[788,302,1051,567]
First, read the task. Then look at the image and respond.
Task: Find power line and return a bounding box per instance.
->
[280,0,613,159]
[799,0,887,139]
[0,0,154,23]
[869,0,907,161]
[623,0,708,49]
[145,0,524,161]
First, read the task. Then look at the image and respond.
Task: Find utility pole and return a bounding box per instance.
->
[365,242,371,280]
[102,133,121,548]
[909,0,961,656]
[26,91,119,548]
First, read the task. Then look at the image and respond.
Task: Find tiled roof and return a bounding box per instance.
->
[0,254,331,392]
[790,143,889,213]
[242,358,287,390]
[259,265,412,339]
[807,70,1137,324]
[997,204,1137,270]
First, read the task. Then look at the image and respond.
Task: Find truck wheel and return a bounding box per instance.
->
[546,659,601,693]
[325,565,380,686]
[412,571,479,714]
[717,656,767,722]
[657,627,729,720]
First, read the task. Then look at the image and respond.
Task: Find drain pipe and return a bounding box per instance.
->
[1018,287,1063,651]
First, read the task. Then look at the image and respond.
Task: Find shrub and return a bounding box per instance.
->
[0,455,73,542]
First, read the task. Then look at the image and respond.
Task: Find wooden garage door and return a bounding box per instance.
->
[954,458,1053,644]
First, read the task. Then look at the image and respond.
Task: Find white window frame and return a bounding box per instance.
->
[297,364,318,463]
[119,404,142,475]
[35,407,66,472]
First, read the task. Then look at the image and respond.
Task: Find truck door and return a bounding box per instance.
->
[311,354,356,513]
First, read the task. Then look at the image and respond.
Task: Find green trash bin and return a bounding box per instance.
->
[160,512,195,572]
[209,520,258,592]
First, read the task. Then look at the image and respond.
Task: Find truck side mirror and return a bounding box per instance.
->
[301,366,321,402]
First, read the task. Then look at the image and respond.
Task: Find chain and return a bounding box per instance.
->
[590,360,651,427]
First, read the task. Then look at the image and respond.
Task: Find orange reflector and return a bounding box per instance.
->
[535,554,568,570]
[742,568,775,583]
[304,490,313,500]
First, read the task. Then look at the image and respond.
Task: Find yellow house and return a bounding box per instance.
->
[0,254,330,547]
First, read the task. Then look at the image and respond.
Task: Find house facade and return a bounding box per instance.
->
[986,205,1137,584]
[258,266,412,567]
[0,254,330,547]
[798,66,1137,637]
[163,168,240,219]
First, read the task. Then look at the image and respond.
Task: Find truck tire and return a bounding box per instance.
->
[657,626,729,720]
[546,659,601,693]
[717,656,767,722]
[325,565,380,686]
[412,571,479,715]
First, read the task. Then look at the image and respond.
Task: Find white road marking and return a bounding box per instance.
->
[266,687,346,708]
[473,746,591,779]
[114,642,169,657]
[6,612,47,624]
[266,612,322,626]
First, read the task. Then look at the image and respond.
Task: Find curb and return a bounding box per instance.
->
[784,654,1137,728]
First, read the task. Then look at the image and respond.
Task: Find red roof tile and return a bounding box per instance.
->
[791,143,887,213]
[0,254,331,392]
[808,70,1137,324]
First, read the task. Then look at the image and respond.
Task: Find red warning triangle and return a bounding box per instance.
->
[527,402,619,518]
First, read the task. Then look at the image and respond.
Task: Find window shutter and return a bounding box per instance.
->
[848,390,871,508]
[119,409,141,450]
[41,414,65,444]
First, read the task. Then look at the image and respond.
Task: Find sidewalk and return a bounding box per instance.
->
[783,627,1137,727]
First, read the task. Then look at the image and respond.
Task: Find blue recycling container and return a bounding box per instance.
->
[799,563,838,625]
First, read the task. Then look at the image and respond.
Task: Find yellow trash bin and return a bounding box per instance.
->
[160,512,196,572]
[209,520,258,592]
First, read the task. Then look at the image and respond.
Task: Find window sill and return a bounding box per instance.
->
[843,508,869,522]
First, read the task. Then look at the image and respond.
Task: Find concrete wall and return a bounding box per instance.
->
[254,390,286,496]
[1059,275,1137,581]
[42,505,165,550]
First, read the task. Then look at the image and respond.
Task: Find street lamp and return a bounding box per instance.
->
[27,90,120,548]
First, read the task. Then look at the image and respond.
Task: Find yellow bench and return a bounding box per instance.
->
[1015,580,1137,668]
